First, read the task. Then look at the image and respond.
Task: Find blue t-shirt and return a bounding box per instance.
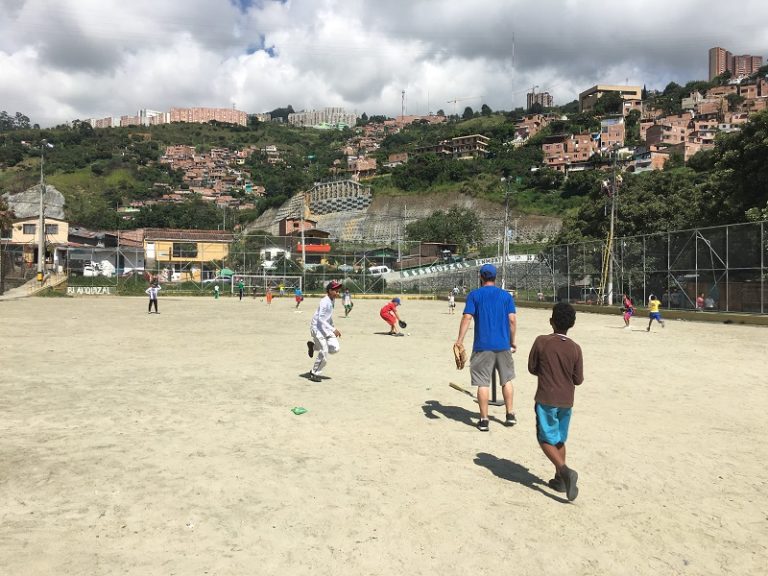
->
[463,285,516,352]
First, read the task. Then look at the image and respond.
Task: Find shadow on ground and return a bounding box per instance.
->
[299,372,331,381]
[474,452,568,503]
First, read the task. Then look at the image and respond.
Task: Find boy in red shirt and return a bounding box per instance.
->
[528,302,584,502]
[380,298,404,336]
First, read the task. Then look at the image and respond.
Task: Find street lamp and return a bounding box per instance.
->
[500,177,511,289]
[37,140,53,283]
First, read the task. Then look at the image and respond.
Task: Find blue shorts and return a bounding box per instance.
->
[535,403,572,445]
[649,312,662,321]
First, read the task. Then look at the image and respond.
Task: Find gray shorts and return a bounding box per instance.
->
[470,350,515,387]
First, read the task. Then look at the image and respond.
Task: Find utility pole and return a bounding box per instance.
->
[300,191,307,290]
[607,146,620,305]
[37,140,49,283]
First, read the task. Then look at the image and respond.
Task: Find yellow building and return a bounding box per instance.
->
[3,216,69,273]
[144,228,234,281]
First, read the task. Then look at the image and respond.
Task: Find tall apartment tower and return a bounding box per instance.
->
[709,47,732,80]
[527,91,553,109]
[709,46,763,80]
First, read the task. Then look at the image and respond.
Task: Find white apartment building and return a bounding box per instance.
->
[288,107,358,128]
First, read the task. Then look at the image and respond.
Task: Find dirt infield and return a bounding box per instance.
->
[1,295,766,575]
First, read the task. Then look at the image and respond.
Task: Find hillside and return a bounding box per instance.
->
[250,189,562,243]
[3,106,768,246]
[0,114,580,234]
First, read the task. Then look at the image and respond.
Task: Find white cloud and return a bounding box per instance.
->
[0,0,766,126]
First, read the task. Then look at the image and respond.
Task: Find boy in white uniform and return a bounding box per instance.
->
[306,281,343,382]
[145,282,161,314]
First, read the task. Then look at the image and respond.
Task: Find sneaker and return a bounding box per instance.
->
[505,412,517,427]
[477,419,489,432]
[561,466,579,501]
[547,476,566,493]
[306,341,314,358]
[308,372,322,382]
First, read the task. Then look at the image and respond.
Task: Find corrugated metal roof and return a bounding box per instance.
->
[144,228,234,242]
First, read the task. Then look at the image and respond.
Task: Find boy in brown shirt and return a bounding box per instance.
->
[528,303,584,501]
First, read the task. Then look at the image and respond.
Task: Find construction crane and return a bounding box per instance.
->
[447,96,482,115]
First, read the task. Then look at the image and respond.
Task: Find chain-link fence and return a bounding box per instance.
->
[7,221,765,312]
[538,221,767,313]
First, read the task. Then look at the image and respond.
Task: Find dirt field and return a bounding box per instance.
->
[1,295,766,575]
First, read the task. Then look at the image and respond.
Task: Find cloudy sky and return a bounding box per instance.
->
[1,0,767,127]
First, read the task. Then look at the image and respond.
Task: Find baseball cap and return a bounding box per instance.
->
[479,264,497,280]
[327,280,343,291]
[392,297,401,305]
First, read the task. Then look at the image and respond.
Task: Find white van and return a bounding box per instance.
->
[368,265,391,276]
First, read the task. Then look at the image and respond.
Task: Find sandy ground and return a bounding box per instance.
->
[1,294,766,576]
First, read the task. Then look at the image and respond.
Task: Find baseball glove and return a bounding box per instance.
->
[453,343,467,370]
[398,320,407,329]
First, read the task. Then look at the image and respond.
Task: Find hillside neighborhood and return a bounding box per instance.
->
[2,45,768,294]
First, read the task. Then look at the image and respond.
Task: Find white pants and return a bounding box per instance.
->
[311,329,340,375]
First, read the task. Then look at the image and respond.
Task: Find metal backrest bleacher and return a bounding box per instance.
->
[231,274,302,295]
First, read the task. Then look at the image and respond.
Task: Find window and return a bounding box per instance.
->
[172,242,198,258]
[23,223,36,235]
[1,228,10,240]
[45,224,59,234]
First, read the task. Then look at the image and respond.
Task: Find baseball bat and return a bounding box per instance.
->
[449,382,475,398]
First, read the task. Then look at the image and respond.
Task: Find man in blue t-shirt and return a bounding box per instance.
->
[455,264,517,432]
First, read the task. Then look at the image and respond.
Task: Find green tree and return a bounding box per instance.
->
[481,104,493,116]
[405,207,483,252]
[706,109,768,220]
[593,92,623,115]
[624,109,641,145]
[462,106,475,120]
[0,196,13,230]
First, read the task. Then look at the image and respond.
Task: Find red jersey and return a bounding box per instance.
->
[380,302,398,316]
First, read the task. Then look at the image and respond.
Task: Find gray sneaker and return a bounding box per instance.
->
[477,419,489,432]
[547,476,566,493]
[561,467,579,501]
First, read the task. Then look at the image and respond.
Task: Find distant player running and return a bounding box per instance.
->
[647,294,665,331]
[622,293,634,329]
[342,288,353,317]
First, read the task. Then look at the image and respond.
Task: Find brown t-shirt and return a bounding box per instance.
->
[528,333,584,407]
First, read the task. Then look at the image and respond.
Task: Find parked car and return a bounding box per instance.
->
[368,265,391,276]
[202,275,232,285]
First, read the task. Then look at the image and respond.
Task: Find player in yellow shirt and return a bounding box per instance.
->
[647,294,665,332]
